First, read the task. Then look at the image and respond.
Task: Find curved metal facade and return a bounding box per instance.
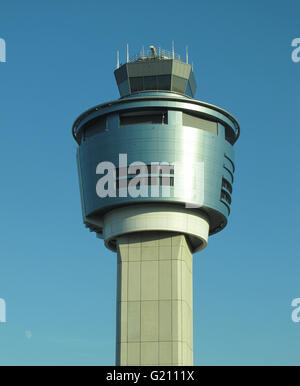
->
[73,91,240,246]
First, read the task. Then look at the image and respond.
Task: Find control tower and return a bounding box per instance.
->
[72,45,240,366]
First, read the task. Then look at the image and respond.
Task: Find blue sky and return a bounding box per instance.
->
[0,0,300,365]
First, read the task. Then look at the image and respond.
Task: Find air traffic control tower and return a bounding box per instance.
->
[72,46,240,366]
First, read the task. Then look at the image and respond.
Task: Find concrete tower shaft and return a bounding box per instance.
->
[72,46,240,366]
[116,232,194,365]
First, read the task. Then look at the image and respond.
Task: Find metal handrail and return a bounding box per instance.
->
[120,47,181,66]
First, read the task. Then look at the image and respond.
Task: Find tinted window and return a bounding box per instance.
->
[120,110,168,126]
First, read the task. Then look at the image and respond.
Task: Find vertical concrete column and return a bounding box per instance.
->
[115,232,193,366]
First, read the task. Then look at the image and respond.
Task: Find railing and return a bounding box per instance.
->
[120,47,181,66]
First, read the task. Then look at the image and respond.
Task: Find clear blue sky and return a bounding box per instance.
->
[0,0,299,365]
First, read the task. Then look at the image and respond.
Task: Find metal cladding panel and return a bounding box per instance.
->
[76,97,238,234]
[172,61,191,78]
[171,75,188,94]
[183,114,217,134]
[126,60,173,77]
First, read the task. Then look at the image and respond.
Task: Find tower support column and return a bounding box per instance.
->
[116,232,193,366]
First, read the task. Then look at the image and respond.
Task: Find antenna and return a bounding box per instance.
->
[149,45,157,58]
[117,50,119,69]
[186,45,189,64]
[192,61,194,71]
[172,41,175,59]
[126,43,129,63]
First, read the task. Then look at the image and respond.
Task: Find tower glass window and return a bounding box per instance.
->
[119,109,168,126]
[222,177,233,194]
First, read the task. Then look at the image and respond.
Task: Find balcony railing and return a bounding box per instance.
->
[120,47,181,66]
